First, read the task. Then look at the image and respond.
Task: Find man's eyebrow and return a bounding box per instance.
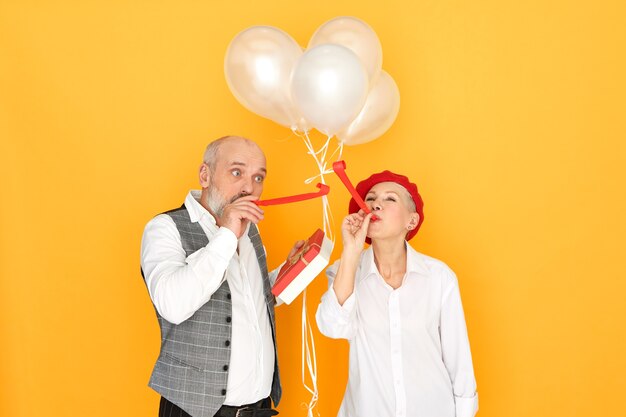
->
[229,161,267,174]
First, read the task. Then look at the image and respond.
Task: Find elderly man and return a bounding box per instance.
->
[141,136,301,417]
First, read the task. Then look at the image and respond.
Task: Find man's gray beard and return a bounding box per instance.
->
[207,185,227,217]
[206,185,249,217]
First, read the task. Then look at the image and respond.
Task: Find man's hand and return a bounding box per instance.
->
[218,195,264,238]
[286,239,306,261]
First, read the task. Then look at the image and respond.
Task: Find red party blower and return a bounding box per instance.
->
[332,160,379,221]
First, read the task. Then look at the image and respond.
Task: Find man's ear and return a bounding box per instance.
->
[199,163,211,188]
[408,213,419,230]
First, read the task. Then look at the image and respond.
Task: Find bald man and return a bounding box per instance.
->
[141,136,302,417]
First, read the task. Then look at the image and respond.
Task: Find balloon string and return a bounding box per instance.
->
[304,141,343,186]
[301,289,319,417]
[319,135,332,166]
[301,134,333,186]
[298,131,335,242]
[292,129,337,417]
[328,141,344,162]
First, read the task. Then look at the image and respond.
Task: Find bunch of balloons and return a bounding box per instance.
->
[224,16,400,146]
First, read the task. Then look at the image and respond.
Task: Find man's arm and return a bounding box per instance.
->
[140,214,238,324]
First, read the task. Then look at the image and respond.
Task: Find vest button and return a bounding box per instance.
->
[225,340,230,347]
[226,316,232,323]
[223,364,229,371]
[221,389,227,395]
[227,293,231,300]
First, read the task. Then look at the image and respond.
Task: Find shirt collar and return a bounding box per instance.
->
[361,247,378,279]
[184,190,217,225]
[361,241,429,280]
[405,241,429,276]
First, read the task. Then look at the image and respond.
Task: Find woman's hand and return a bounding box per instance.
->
[341,210,372,256]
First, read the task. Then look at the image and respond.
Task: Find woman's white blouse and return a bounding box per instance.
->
[315,244,478,417]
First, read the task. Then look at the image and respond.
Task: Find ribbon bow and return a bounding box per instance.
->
[288,242,321,266]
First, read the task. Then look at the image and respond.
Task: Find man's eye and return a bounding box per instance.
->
[254,175,265,183]
[231,170,241,177]
[386,197,396,202]
[365,197,375,201]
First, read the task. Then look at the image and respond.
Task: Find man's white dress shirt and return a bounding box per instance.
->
[141,190,276,406]
[316,243,478,417]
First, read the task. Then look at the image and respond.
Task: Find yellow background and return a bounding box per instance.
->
[1,0,625,416]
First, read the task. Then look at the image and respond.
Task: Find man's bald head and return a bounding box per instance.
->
[203,136,264,174]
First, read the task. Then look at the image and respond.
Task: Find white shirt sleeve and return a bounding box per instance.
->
[140,214,238,325]
[315,260,358,340]
[440,268,479,417]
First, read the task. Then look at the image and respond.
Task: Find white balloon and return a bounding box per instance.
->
[308,16,383,83]
[225,26,304,128]
[291,44,369,136]
[338,71,400,146]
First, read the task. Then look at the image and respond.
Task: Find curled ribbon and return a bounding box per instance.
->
[255,183,330,206]
[332,160,379,221]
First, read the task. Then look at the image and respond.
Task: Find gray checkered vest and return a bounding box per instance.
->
[143,206,281,417]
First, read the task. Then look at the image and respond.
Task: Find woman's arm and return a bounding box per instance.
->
[332,211,372,304]
[315,261,358,339]
[440,269,479,417]
[315,212,371,339]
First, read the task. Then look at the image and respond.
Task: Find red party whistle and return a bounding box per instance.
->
[255,183,330,206]
[332,160,379,221]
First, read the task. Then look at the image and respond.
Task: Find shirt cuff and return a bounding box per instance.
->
[455,393,478,417]
[186,226,238,280]
[328,287,356,317]
[214,226,238,252]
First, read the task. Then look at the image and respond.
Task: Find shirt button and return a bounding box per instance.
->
[226,316,232,323]
[225,340,230,347]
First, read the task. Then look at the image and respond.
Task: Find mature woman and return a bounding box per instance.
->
[316,170,478,417]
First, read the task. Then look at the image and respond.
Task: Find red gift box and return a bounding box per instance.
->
[272,229,333,305]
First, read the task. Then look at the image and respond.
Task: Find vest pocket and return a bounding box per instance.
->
[161,352,210,372]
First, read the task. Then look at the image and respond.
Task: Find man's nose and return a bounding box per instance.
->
[240,178,254,195]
